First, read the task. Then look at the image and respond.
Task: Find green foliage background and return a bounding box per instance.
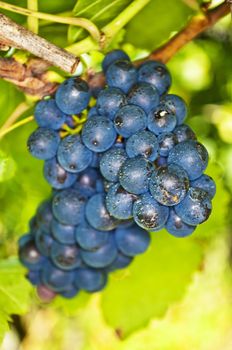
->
[0,1,231,349]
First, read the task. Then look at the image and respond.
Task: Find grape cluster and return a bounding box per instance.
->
[19,50,215,301]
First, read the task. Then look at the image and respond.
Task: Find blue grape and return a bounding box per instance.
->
[34,228,54,256]
[133,192,169,230]
[85,193,119,231]
[74,268,107,292]
[155,156,168,168]
[102,49,130,72]
[127,82,159,114]
[100,148,127,182]
[41,261,75,292]
[44,157,78,189]
[75,168,100,197]
[165,209,196,237]
[115,224,150,257]
[36,200,53,232]
[96,87,126,120]
[51,218,76,244]
[191,174,216,199]
[82,116,117,152]
[60,287,79,299]
[106,183,136,220]
[168,140,208,180]
[148,103,177,135]
[157,132,177,157]
[105,252,133,272]
[51,241,82,270]
[126,130,158,161]
[137,60,171,95]
[55,77,90,114]
[34,99,66,130]
[149,164,189,206]
[80,234,118,268]
[106,60,137,93]
[65,115,76,128]
[57,134,92,173]
[88,106,98,118]
[75,221,110,250]
[19,235,45,270]
[114,105,147,138]
[27,127,60,160]
[173,124,196,143]
[119,156,154,195]
[162,94,187,125]
[52,189,87,225]
[27,270,41,286]
[175,187,212,225]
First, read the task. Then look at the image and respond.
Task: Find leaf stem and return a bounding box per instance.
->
[27,0,38,34]
[0,1,101,42]
[0,116,34,140]
[66,0,151,55]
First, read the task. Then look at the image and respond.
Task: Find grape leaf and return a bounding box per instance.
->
[125,0,194,51]
[68,0,133,43]
[101,231,203,336]
[0,258,32,343]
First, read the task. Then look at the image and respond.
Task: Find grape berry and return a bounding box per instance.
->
[21,50,215,301]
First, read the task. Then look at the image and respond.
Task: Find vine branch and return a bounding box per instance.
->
[149,1,230,63]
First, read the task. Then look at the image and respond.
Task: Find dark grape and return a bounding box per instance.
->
[149,164,189,206]
[191,174,216,199]
[126,130,158,161]
[119,156,154,195]
[165,209,196,238]
[75,221,110,250]
[34,99,66,130]
[138,60,171,95]
[85,193,119,231]
[128,82,159,114]
[133,192,169,231]
[102,49,130,72]
[100,148,127,182]
[96,87,126,120]
[175,187,212,225]
[27,127,60,160]
[162,94,187,125]
[148,103,177,135]
[106,60,137,93]
[44,157,78,189]
[50,241,82,270]
[106,183,136,220]
[55,77,90,114]
[51,218,76,244]
[115,224,150,256]
[82,116,117,152]
[114,104,147,138]
[74,268,107,292]
[168,140,208,180]
[57,134,93,173]
[52,189,87,225]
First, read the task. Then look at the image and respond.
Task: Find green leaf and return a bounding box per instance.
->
[68,0,133,43]
[125,0,194,51]
[101,231,203,336]
[0,258,32,343]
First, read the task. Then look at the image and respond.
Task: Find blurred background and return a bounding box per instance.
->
[0,1,232,349]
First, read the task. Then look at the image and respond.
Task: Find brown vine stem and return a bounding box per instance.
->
[148,1,230,63]
[0,13,80,74]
